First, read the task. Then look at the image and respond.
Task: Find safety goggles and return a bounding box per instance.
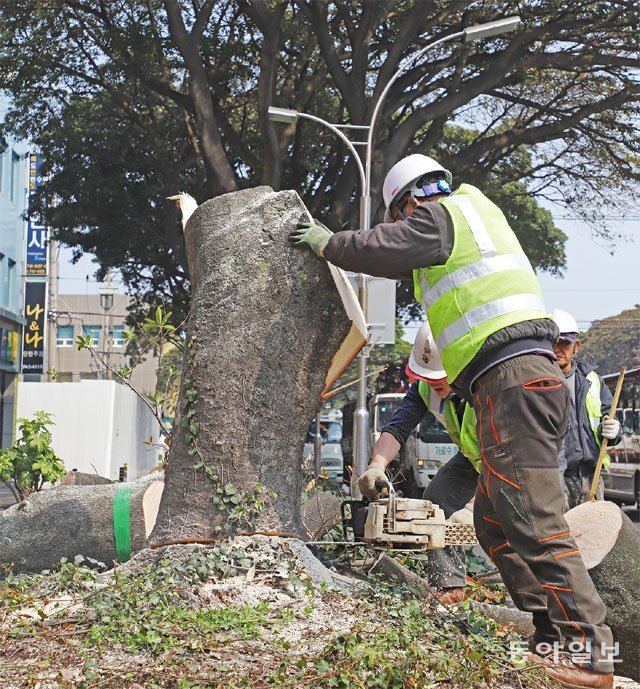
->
[388,178,451,221]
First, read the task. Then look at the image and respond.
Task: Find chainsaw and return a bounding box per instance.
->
[340,480,477,551]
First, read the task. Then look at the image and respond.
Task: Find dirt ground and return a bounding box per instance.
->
[1,539,638,689]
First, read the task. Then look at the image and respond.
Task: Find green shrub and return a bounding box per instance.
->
[0,411,65,501]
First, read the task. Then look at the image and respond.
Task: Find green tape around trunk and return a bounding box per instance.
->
[113,484,133,562]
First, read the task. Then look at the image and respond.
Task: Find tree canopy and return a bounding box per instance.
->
[579,306,640,376]
[1,0,638,321]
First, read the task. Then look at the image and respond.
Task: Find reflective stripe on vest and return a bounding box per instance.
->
[417,382,481,472]
[585,370,610,469]
[413,184,547,382]
[434,293,547,354]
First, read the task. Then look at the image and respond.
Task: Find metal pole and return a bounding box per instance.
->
[105,270,112,380]
[352,30,468,495]
[313,412,323,478]
[270,17,521,495]
[296,112,370,498]
[352,195,371,497]
[46,239,57,380]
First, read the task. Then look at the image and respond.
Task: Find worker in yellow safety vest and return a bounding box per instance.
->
[551,309,622,509]
[362,322,479,606]
[291,154,614,688]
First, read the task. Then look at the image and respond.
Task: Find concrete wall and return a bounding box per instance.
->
[16,380,162,480]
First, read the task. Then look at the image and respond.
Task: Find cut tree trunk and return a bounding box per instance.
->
[150,187,351,543]
[0,475,163,574]
[564,500,640,682]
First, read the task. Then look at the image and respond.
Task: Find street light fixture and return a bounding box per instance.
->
[463,16,521,42]
[98,280,118,379]
[98,286,117,312]
[269,16,521,494]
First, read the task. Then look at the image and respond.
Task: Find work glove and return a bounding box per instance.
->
[600,415,621,440]
[357,463,388,500]
[448,499,475,525]
[289,221,333,256]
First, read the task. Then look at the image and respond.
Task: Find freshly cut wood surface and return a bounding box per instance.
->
[564,499,622,569]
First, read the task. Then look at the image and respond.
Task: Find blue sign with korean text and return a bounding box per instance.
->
[26,221,49,276]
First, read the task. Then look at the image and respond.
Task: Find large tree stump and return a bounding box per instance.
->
[564,500,640,681]
[151,187,351,543]
[0,475,163,573]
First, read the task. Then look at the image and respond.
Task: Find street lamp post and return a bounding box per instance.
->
[269,16,521,495]
[98,274,117,380]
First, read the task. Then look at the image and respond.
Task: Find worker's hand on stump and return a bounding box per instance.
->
[289,221,333,256]
[601,415,621,440]
[448,499,475,525]
[357,463,388,500]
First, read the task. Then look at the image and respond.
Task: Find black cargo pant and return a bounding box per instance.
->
[472,354,614,673]
[421,451,478,588]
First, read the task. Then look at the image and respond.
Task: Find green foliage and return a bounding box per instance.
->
[579,307,640,376]
[195,460,275,534]
[2,2,637,325]
[268,595,526,689]
[0,411,65,501]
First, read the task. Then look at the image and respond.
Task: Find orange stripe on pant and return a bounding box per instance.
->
[542,584,587,665]
[489,540,510,562]
[476,392,521,490]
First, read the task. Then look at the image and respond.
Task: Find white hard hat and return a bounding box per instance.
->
[382,154,452,210]
[405,322,447,382]
[551,308,579,341]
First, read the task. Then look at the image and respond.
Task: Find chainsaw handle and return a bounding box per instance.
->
[374,479,395,498]
[374,479,390,495]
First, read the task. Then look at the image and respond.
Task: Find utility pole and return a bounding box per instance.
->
[98,270,116,380]
[46,239,57,380]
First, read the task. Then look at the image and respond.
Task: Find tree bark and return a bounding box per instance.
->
[150,187,351,543]
[564,500,640,682]
[0,475,163,574]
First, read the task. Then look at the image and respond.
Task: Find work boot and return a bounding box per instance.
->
[526,653,613,689]
[433,587,467,606]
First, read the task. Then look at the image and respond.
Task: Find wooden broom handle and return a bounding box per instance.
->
[588,366,626,501]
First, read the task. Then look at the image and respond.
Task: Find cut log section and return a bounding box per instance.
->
[564,500,640,682]
[0,474,164,574]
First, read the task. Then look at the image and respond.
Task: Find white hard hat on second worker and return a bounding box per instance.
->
[551,308,579,342]
[406,322,447,382]
[382,154,452,210]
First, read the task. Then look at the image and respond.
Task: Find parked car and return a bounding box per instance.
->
[303,418,344,480]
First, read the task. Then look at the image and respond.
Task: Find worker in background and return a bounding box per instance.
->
[291,154,614,689]
[360,322,479,606]
[551,309,622,509]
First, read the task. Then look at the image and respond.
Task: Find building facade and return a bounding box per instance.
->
[0,141,27,447]
[51,293,157,394]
